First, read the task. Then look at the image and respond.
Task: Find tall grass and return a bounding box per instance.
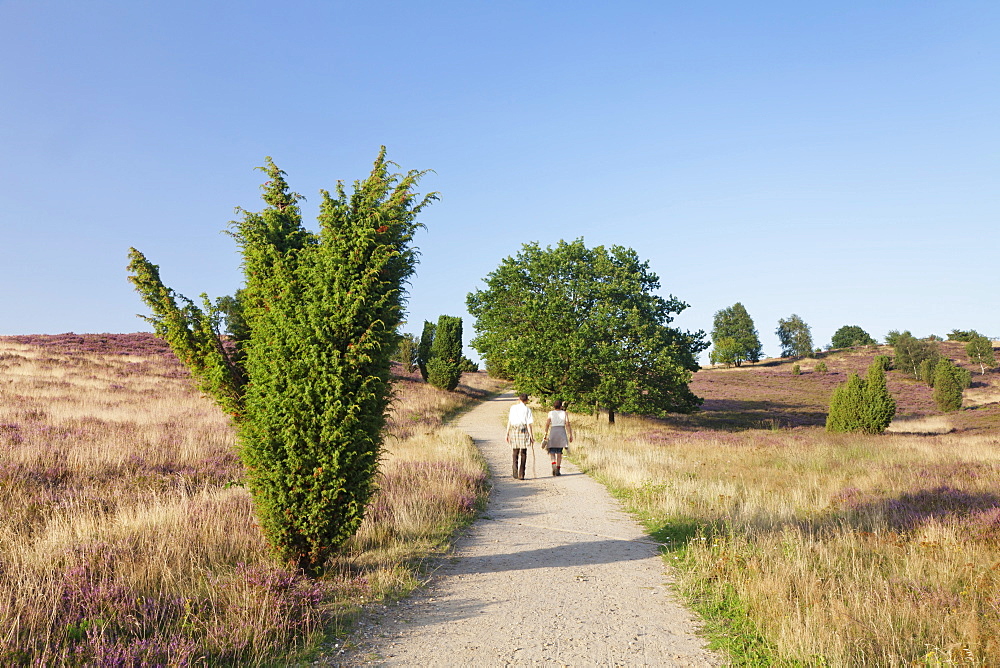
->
[0,334,504,666]
[573,404,1000,664]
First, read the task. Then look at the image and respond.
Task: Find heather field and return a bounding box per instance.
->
[0,333,504,666]
[573,344,1000,665]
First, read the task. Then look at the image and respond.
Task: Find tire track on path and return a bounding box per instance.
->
[336,391,722,666]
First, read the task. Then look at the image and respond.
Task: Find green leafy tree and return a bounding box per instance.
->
[826,361,895,433]
[426,315,463,391]
[395,332,419,374]
[416,320,436,382]
[932,359,965,412]
[459,356,480,373]
[830,325,877,349]
[884,330,904,346]
[710,303,762,367]
[966,335,996,375]
[948,329,981,342]
[776,314,813,358]
[891,331,938,379]
[467,239,707,422]
[128,149,436,573]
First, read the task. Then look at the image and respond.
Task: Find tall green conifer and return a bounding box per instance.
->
[426,315,463,391]
[128,149,436,573]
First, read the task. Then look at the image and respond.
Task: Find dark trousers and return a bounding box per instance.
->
[512,449,527,479]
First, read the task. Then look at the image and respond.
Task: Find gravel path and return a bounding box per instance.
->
[337,392,723,666]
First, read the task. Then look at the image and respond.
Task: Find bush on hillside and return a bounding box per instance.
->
[814,361,828,374]
[426,315,463,391]
[830,325,877,349]
[826,361,896,434]
[932,359,965,412]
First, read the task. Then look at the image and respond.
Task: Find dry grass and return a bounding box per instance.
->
[0,334,505,666]
[571,349,1000,665]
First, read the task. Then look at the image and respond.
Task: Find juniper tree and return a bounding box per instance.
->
[416,320,436,382]
[128,149,436,573]
[395,332,419,374]
[426,315,463,391]
[826,360,895,434]
[932,359,965,412]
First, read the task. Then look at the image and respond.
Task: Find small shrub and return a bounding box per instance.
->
[791,364,801,375]
[814,361,828,374]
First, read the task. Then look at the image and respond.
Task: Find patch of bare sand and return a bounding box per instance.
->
[330,392,722,667]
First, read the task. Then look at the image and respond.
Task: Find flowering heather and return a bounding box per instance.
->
[0,335,503,665]
[572,393,1000,664]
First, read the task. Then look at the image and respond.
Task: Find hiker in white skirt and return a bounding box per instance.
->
[506,393,534,480]
[543,399,572,476]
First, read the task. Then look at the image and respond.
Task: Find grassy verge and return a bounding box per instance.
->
[571,410,1000,666]
[0,334,505,666]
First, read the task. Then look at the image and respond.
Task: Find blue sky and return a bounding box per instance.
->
[2,1,998,361]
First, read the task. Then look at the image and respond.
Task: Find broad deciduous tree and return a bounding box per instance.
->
[966,335,996,375]
[128,149,436,573]
[830,325,876,349]
[467,239,707,421]
[710,303,762,367]
[776,314,813,358]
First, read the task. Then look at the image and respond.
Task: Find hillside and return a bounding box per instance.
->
[674,342,1000,433]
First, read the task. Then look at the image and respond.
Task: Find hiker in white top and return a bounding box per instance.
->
[506,393,534,480]
[543,399,573,476]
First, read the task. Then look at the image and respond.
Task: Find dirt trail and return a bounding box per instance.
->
[336,392,722,666]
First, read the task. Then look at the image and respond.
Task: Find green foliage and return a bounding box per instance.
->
[919,357,937,387]
[830,325,876,349]
[873,354,892,371]
[826,361,896,433]
[776,314,813,358]
[791,364,801,375]
[710,303,762,367]
[948,329,981,342]
[932,359,965,412]
[814,361,828,373]
[458,356,480,373]
[891,331,939,379]
[416,321,436,382]
[128,149,436,573]
[467,238,707,417]
[884,330,904,346]
[966,335,996,375]
[394,333,419,374]
[863,362,896,433]
[426,315,463,391]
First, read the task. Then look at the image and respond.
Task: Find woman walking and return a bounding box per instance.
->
[543,399,572,476]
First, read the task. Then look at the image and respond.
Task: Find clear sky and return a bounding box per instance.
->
[2,1,998,361]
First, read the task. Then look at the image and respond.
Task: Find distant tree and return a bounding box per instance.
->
[919,357,939,387]
[966,335,996,375]
[948,329,981,342]
[426,315,463,391]
[776,314,813,358]
[416,320,436,382]
[830,325,877,349]
[873,354,893,371]
[932,359,965,412]
[395,332,419,374]
[826,360,896,434]
[884,330,905,347]
[891,331,938,379]
[458,356,480,373]
[128,149,435,573]
[710,303,762,367]
[467,239,707,421]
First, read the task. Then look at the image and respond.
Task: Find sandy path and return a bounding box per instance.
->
[336,392,722,666]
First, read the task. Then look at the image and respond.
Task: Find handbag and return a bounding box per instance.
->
[541,437,549,449]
